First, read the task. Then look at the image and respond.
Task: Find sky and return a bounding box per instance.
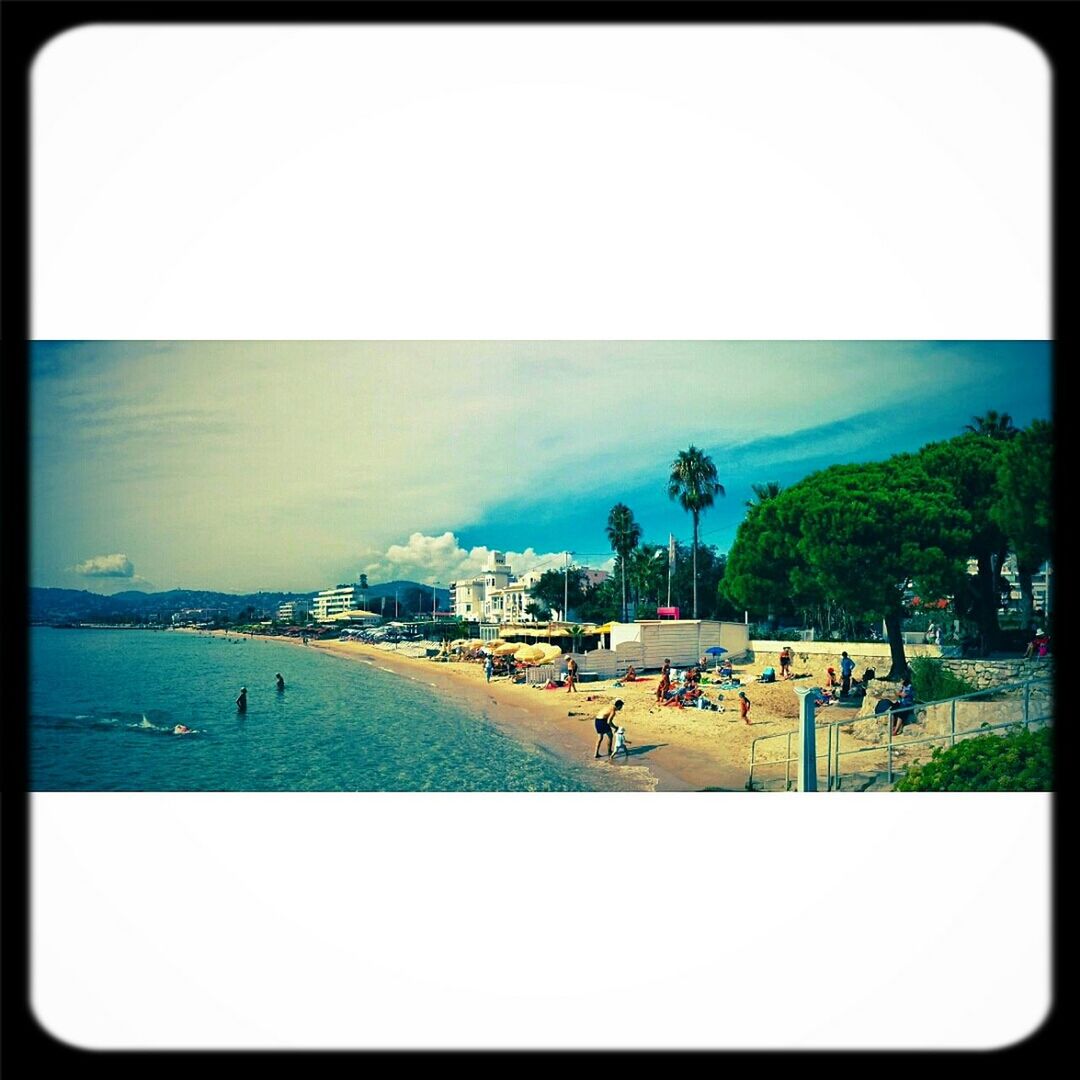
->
[30,341,1052,595]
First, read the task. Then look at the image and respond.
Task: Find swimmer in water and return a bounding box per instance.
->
[275,673,285,692]
[236,686,247,712]
[174,724,193,735]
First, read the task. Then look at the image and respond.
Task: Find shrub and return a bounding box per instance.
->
[908,657,977,701]
[895,725,1052,791]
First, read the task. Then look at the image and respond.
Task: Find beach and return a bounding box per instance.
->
[248,632,825,791]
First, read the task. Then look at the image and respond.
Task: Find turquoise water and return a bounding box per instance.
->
[29,628,620,791]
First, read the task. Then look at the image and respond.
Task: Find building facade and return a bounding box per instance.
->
[450,551,546,624]
[312,585,365,621]
[277,599,311,622]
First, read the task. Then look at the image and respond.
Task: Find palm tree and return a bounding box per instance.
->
[745,481,783,509]
[629,544,666,610]
[606,503,643,622]
[964,410,1018,440]
[668,446,724,618]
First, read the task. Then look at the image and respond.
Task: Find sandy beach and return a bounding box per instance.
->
[181,629,923,791]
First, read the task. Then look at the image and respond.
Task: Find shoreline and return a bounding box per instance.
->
[185,628,760,791]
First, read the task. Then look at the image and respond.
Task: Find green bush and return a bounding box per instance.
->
[908,657,977,701]
[895,725,1052,791]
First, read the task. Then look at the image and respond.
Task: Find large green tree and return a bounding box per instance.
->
[668,446,724,618]
[628,543,667,612]
[606,503,643,622]
[919,433,1011,653]
[745,481,783,508]
[726,456,970,678]
[992,419,1052,630]
[528,568,589,621]
[965,410,1019,440]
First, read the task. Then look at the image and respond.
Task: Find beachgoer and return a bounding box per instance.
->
[625,665,638,682]
[609,725,630,762]
[593,700,624,758]
[760,666,776,684]
[566,657,578,693]
[719,659,733,680]
[892,678,915,736]
[302,634,308,645]
[275,673,285,692]
[236,687,248,713]
[656,672,671,701]
[840,651,855,697]
[661,658,671,681]
[825,666,839,689]
[862,666,876,684]
[779,647,793,679]
[173,724,192,735]
[739,691,751,725]
[485,655,494,683]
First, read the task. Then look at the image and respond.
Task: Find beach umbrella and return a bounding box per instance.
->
[514,644,544,663]
[705,646,727,655]
[467,639,485,649]
[449,638,468,647]
[540,644,563,663]
[495,642,520,656]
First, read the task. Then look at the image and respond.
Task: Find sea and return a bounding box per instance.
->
[29,627,630,792]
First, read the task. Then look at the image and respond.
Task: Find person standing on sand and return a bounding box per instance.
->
[485,654,494,683]
[656,670,672,702]
[739,691,751,725]
[779,646,793,679]
[593,699,624,758]
[840,651,855,697]
[661,658,671,681]
[236,687,248,713]
[566,656,578,693]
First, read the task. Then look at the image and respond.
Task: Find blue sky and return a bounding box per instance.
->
[30,341,1052,594]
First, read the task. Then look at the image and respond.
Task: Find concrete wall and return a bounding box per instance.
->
[750,639,946,662]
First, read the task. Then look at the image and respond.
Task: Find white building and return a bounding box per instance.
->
[450,551,547,624]
[277,599,310,622]
[312,585,366,621]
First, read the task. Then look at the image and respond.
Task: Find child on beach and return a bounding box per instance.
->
[739,692,751,725]
[609,726,630,762]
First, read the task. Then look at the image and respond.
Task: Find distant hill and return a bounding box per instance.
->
[29,582,451,623]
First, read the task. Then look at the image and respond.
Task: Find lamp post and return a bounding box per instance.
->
[432,580,440,620]
[563,552,570,623]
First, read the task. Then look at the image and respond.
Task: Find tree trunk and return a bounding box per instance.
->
[883,609,908,680]
[975,551,1000,655]
[1017,563,1034,633]
[621,556,627,623]
[692,512,699,618]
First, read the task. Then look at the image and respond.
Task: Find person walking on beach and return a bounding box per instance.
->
[485,654,494,683]
[594,699,624,758]
[566,656,578,693]
[609,725,630,762]
[840,651,855,697]
[738,691,751,725]
[275,673,285,692]
[236,687,248,713]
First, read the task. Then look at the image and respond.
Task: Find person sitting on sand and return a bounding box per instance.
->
[625,665,638,681]
[609,725,630,762]
[825,666,839,689]
[594,700,624,758]
[719,659,734,680]
[275,673,285,692]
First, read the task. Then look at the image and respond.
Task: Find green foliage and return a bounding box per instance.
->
[907,657,977,701]
[606,503,643,621]
[530,568,588,618]
[992,419,1052,575]
[895,725,1052,791]
[668,445,725,618]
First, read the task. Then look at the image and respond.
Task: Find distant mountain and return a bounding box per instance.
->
[29,582,452,623]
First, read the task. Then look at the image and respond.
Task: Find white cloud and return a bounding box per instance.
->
[74,553,134,578]
[360,532,568,584]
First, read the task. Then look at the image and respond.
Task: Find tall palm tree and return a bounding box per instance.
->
[745,481,783,509]
[668,446,724,618]
[964,410,1018,440]
[606,503,643,622]
[629,544,666,610]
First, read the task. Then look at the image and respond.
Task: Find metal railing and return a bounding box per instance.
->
[746,676,1052,791]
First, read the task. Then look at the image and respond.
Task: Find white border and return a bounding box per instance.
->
[30,24,1052,1049]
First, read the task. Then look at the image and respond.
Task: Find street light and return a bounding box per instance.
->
[432,580,440,619]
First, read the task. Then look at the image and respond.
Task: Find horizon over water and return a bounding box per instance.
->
[29,628,635,791]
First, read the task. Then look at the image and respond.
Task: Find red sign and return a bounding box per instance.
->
[657,607,680,620]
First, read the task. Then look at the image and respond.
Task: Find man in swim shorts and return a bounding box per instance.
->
[594,699,624,758]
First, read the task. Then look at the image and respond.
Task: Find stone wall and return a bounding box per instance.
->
[749,639,946,663]
[938,656,1053,691]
